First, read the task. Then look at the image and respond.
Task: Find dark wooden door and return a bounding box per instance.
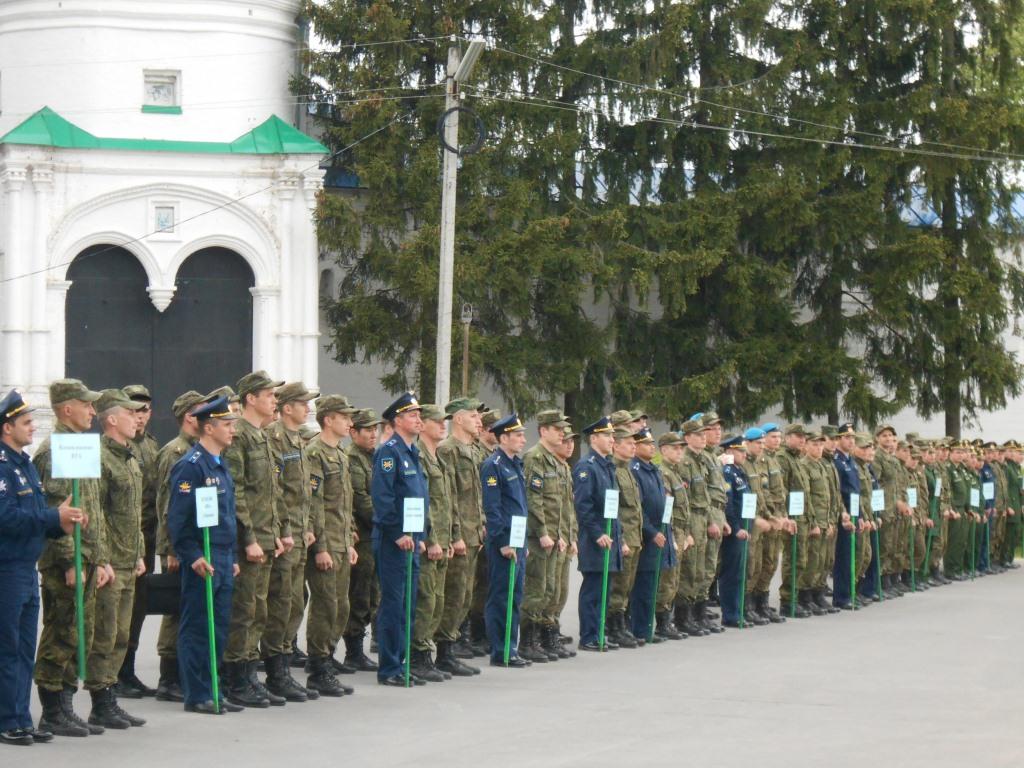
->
[65,245,254,443]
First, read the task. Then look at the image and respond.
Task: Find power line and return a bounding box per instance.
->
[0,114,410,285]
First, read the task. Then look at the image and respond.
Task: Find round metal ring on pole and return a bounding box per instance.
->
[437,106,486,156]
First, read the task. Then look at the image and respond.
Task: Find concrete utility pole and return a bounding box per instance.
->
[434,39,484,406]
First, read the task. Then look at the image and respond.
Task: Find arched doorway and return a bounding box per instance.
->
[65,245,254,442]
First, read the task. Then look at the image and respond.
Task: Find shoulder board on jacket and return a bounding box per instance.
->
[188,451,202,464]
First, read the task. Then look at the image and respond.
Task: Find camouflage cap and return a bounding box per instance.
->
[208,385,240,404]
[610,409,635,427]
[276,382,319,406]
[630,409,648,421]
[613,426,635,440]
[237,370,284,400]
[562,426,579,440]
[481,409,502,428]
[49,378,102,405]
[122,384,152,401]
[172,390,207,418]
[95,388,146,413]
[658,432,684,447]
[905,431,920,443]
[681,418,707,435]
[536,409,568,427]
[701,411,723,427]
[874,423,897,437]
[821,424,838,438]
[806,431,826,442]
[444,397,484,416]
[854,433,875,449]
[784,423,807,436]
[351,408,382,429]
[420,403,448,422]
[315,394,358,417]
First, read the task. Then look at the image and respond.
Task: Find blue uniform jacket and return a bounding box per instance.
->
[834,450,861,513]
[573,451,622,574]
[632,459,677,570]
[371,436,429,545]
[723,462,751,534]
[168,443,238,568]
[0,443,63,565]
[980,463,996,512]
[480,449,527,549]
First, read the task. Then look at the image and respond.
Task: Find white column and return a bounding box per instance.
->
[300,168,324,387]
[29,164,54,393]
[249,285,280,373]
[46,280,72,384]
[1,165,29,391]
[274,169,299,380]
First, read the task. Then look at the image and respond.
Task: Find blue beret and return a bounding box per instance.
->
[760,422,780,433]
[193,395,237,422]
[688,412,704,423]
[490,413,525,437]
[0,389,33,424]
[582,416,614,435]
[743,427,766,441]
[382,392,421,421]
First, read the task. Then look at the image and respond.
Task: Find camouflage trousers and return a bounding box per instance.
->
[345,538,377,638]
[608,546,640,614]
[752,529,781,594]
[85,567,135,691]
[284,545,310,655]
[157,556,180,660]
[522,538,559,625]
[224,556,272,663]
[702,524,722,600]
[818,529,837,589]
[470,545,489,622]
[550,548,571,624]
[436,545,480,642]
[413,554,447,651]
[306,550,352,657]
[35,564,98,691]
[262,544,299,658]
[677,518,708,603]
[779,524,813,602]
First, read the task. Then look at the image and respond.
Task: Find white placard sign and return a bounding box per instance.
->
[195,487,218,528]
[50,433,101,479]
[849,492,860,517]
[970,488,981,509]
[906,487,918,508]
[662,496,674,525]
[403,497,425,533]
[741,493,757,520]
[788,491,805,517]
[983,482,995,502]
[871,489,885,512]
[509,516,527,549]
[603,489,620,519]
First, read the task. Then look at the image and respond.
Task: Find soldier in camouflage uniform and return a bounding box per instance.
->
[803,433,840,613]
[551,425,580,649]
[436,399,487,660]
[343,409,381,671]
[152,390,207,703]
[222,371,288,708]
[698,413,728,622]
[521,410,574,662]
[756,424,790,622]
[874,425,910,597]
[675,419,713,637]
[607,426,643,648]
[33,380,105,737]
[264,381,319,701]
[776,425,816,618]
[115,384,160,699]
[467,409,500,653]
[86,389,146,730]
[852,434,879,601]
[945,442,972,580]
[739,428,772,626]
[655,432,691,639]
[1000,441,1022,569]
[303,395,359,697]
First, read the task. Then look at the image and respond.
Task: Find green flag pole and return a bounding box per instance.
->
[404,548,413,687]
[851,519,857,611]
[922,486,938,581]
[202,527,219,714]
[72,479,86,681]
[874,528,883,601]
[598,519,612,651]
[503,555,516,665]
[738,520,750,629]
[985,514,991,572]
[970,518,976,580]
[789,531,797,618]
[648,524,667,643]
[909,523,916,592]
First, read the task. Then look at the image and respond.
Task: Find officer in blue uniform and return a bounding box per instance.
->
[371,393,429,687]
[167,396,242,715]
[628,428,675,643]
[719,436,752,628]
[832,423,860,610]
[573,416,622,652]
[480,414,530,667]
[0,390,83,745]
[979,457,996,573]
[859,452,881,602]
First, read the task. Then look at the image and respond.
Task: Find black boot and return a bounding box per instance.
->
[155,657,184,703]
[610,613,638,648]
[698,601,724,634]
[342,633,378,672]
[543,624,574,657]
[306,656,349,697]
[108,689,145,727]
[745,594,768,626]
[88,688,130,730]
[290,642,309,669]
[468,615,490,657]
[655,611,685,640]
[246,659,285,706]
[677,602,706,636]
[557,621,573,645]
[800,590,823,616]
[815,588,840,614]
[435,640,479,676]
[518,622,550,663]
[225,660,270,708]
[115,649,156,699]
[760,593,786,623]
[265,655,308,702]
[409,649,446,682]
[450,619,475,659]
[38,687,88,737]
[61,684,102,735]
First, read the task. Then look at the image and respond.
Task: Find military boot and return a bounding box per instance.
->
[224,661,270,708]
[760,593,786,623]
[107,690,145,727]
[655,611,685,640]
[38,687,88,738]
[61,684,103,735]
[246,660,285,706]
[88,688,130,730]
[800,590,822,616]
[468,616,490,657]
[698,601,724,633]
[745,595,768,626]
[155,657,184,703]
[409,649,446,682]
[815,589,840,614]
[306,657,348,697]
[518,623,550,663]
[676,602,706,636]
[556,621,573,645]
[610,613,638,648]
[543,624,574,657]
[435,640,479,676]
[115,649,156,699]
[290,642,309,669]
[265,655,308,702]
[342,633,378,672]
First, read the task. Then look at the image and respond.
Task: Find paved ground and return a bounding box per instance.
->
[16,568,1024,768]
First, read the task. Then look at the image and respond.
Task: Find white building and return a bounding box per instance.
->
[0,0,326,439]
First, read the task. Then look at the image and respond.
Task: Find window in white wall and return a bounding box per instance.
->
[143,70,182,114]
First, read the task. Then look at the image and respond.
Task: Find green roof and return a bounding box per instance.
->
[0,107,328,155]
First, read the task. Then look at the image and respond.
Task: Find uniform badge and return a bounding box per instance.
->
[14,469,25,485]
[381,458,394,473]
[178,481,192,493]
[486,475,498,487]
[311,476,321,492]
[0,479,6,495]
[530,475,543,490]
[578,471,588,479]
